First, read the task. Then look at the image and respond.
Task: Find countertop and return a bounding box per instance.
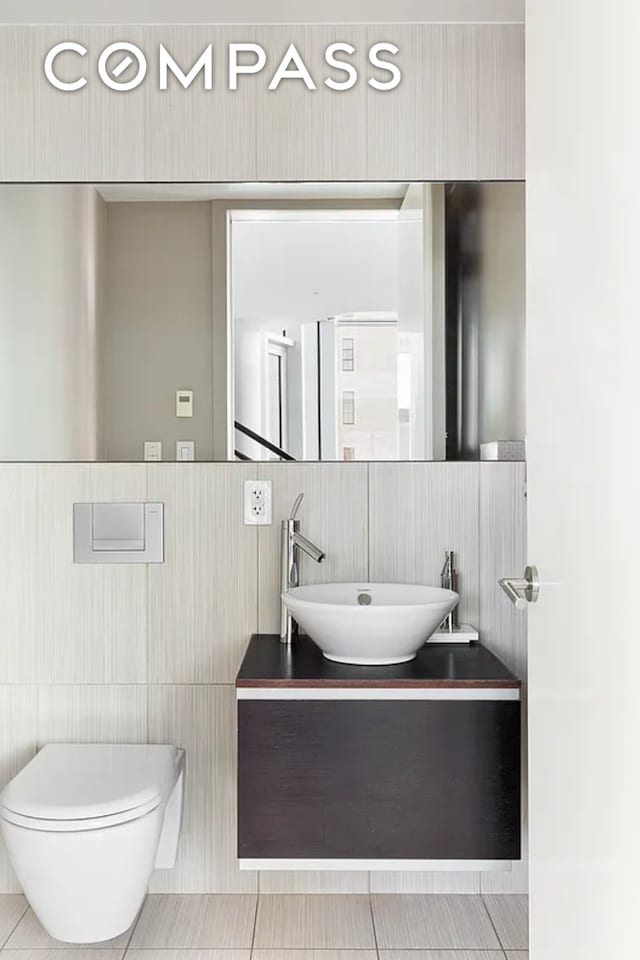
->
[236,634,521,689]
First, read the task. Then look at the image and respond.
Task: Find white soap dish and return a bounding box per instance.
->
[428,623,479,644]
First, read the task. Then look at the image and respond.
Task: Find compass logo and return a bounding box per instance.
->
[43,40,402,93]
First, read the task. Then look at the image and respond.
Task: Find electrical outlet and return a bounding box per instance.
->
[243,480,272,525]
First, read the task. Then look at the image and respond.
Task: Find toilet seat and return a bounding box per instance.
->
[0,743,179,832]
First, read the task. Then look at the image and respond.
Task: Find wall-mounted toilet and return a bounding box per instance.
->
[0,743,185,944]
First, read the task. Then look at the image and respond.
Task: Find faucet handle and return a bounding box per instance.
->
[289,492,304,521]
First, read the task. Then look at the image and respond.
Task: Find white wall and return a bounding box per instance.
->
[232,218,399,460]
[0,185,105,461]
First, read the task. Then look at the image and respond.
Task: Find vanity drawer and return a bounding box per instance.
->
[237,697,521,863]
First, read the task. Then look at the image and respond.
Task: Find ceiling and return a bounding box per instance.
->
[96,182,409,203]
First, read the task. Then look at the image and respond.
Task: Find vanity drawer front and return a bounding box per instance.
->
[238,698,521,861]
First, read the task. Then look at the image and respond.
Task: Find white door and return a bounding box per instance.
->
[527,3,640,957]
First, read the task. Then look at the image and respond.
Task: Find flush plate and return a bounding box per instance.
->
[73,502,164,563]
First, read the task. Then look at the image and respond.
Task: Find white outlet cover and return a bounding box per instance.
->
[244,480,272,525]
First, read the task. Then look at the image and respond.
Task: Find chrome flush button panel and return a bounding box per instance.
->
[73,502,164,563]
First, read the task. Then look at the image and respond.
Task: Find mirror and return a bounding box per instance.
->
[0,182,525,462]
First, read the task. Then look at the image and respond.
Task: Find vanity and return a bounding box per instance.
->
[236,635,521,871]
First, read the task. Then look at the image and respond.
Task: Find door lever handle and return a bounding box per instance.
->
[499,565,540,609]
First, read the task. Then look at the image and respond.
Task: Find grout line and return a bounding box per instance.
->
[479,894,505,953]
[121,896,146,954]
[0,899,29,950]
[368,891,380,960]
[249,891,260,954]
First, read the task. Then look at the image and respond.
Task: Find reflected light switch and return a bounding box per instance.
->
[176,441,195,461]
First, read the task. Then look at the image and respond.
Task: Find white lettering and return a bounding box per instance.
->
[368,42,401,91]
[229,43,267,90]
[98,42,147,91]
[159,44,213,90]
[43,41,87,91]
[324,43,358,91]
[268,43,316,91]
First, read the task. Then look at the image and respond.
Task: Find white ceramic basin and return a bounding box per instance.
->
[282,582,459,665]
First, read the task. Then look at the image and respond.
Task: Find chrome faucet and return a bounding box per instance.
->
[440,550,459,632]
[280,493,325,644]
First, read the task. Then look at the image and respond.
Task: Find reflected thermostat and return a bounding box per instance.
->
[176,390,193,418]
[176,441,195,461]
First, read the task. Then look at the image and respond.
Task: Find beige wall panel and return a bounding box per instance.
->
[366,25,476,180]
[259,872,369,894]
[0,688,38,892]
[369,462,480,625]
[32,465,147,683]
[256,462,369,634]
[0,467,39,681]
[148,684,257,893]
[0,27,146,182]
[476,24,525,180]
[370,871,480,894]
[147,464,258,683]
[37,685,148,746]
[145,26,258,182]
[0,24,523,182]
[255,26,368,182]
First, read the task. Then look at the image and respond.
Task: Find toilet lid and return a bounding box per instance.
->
[0,743,179,824]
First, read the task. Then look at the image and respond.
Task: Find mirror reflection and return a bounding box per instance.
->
[0,182,525,462]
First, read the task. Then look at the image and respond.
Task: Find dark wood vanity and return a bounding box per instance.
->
[236,635,521,869]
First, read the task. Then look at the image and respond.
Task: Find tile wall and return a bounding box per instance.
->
[0,461,527,895]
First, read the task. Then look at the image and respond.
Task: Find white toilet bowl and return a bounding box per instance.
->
[0,743,185,944]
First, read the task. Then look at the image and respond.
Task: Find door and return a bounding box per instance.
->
[527,3,640,957]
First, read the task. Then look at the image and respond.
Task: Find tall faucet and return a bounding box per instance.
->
[280,493,325,644]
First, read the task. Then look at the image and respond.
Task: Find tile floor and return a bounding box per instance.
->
[0,894,528,960]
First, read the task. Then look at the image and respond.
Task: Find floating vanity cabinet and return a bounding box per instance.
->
[236,635,521,870]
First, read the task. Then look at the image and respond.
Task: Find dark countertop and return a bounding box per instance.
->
[236,634,521,689]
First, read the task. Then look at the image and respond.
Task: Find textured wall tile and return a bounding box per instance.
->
[257,462,369,634]
[34,464,147,683]
[369,463,480,624]
[147,464,258,683]
[0,688,38,892]
[476,24,525,179]
[370,871,480,894]
[260,872,369,894]
[0,467,39,681]
[37,685,147,746]
[148,684,257,893]
[479,463,527,678]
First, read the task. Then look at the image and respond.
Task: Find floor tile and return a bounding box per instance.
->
[253,896,375,950]
[0,896,28,948]
[253,953,377,960]
[1,952,124,960]
[371,895,501,951]
[483,894,529,950]
[506,954,528,959]
[5,909,132,949]
[129,895,257,949]
[379,952,505,960]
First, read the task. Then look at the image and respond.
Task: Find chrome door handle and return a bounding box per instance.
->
[499,565,540,610]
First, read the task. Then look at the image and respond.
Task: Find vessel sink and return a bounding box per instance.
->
[282,582,459,665]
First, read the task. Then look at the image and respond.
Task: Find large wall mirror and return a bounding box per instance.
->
[0,182,524,462]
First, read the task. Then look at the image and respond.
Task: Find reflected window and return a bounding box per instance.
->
[341,337,354,372]
[342,390,355,425]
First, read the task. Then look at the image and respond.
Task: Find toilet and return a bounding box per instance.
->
[0,743,185,944]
